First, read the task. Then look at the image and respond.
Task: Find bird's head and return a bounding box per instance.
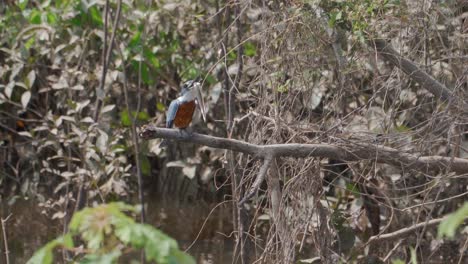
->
[180,79,206,122]
[180,80,199,96]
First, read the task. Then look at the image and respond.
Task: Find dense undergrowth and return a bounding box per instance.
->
[1,0,467,263]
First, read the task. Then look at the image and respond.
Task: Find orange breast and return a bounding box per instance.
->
[174,101,196,128]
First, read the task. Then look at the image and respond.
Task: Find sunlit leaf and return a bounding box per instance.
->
[29,10,42,24]
[438,203,468,239]
[156,102,166,112]
[25,37,35,49]
[166,161,186,167]
[18,131,33,138]
[80,117,95,123]
[21,91,31,109]
[182,165,197,179]
[5,81,15,98]
[101,104,115,114]
[97,130,109,154]
[410,247,417,264]
[26,70,36,89]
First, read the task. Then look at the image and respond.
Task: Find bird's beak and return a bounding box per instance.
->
[194,82,207,122]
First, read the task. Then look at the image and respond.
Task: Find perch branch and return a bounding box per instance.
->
[370,39,454,102]
[239,155,273,205]
[368,217,445,244]
[139,125,468,174]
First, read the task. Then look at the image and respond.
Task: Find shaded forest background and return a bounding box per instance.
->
[0,0,467,263]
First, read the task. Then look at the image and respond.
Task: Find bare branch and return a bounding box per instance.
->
[139,125,468,174]
[93,0,122,122]
[370,39,454,102]
[239,155,273,205]
[368,217,445,243]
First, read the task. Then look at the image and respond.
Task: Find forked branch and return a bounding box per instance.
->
[139,125,468,174]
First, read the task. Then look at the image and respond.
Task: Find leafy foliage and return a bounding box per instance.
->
[27,202,195,264]
[438,203,468,239]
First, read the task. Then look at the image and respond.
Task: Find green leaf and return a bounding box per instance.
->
[346,183,360,197]
[25,37,35,49]
[80,251,121,264]
[62,233,74,248]
[410,247,417,264]
[31,203,195,264]
[336,11,342,21]
[168,249,196,264]
[140,63,153,85]
[46,12,58,24]
[144,47,160,69]
[89,6,103,26]
[156,102,166,112]
[70,15,82,27]
[129,30,142,50]
[244,42,257,57]
[392,260,405,264]
[139,154,150,176]
[120,109,131,127]
[121,109,150,126]
[27,236,69,264]
[228,51,237,61]
[137,111,150,121]
[19,0,29,10]
[396,124,411,132]
[29,10,42,24]
[438,203,468,238]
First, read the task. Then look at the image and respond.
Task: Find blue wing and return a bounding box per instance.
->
[166,99,180,128]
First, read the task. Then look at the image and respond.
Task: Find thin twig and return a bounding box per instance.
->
[383,239,403,262]
[139,126,468,174]
[367,217,445,244]
[93,0,122,122]
[1,214,12,264]
[118,44,146,223]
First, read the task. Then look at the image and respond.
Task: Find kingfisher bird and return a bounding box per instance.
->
[160,79,206,147]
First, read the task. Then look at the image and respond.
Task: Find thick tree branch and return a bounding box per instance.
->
[370,39,454,102]
[139,125,468,174]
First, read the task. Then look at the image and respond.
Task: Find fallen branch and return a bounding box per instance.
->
[139,125,468,174]
[368,217,445,244]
